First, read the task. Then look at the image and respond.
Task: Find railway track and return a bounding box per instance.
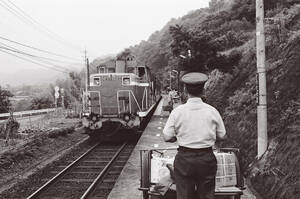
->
[26,141,135,199]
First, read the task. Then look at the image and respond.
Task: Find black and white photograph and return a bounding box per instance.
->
[0,0,299,198]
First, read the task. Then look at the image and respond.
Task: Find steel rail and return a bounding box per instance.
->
[80,142,127,199]
[26,143,100,199]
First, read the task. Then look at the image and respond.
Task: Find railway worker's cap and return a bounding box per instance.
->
[180,72,208,85]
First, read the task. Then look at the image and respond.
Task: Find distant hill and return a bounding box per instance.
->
[0,68,66,86]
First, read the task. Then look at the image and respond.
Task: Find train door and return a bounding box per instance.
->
[117,90,141,115]
[117,90,131,114]
[89,91,101,115]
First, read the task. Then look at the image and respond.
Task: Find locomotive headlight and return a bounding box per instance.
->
[124,115,130,121]
[123,113,131,122]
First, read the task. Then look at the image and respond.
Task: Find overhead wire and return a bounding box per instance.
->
[0,35,81,61]
[0,48,69,73]
[6,0,82,52]
[0,48,69,74]
[0,45,71,71]
[0,0,89,74]
[0,0,82,53]
[0,41,81,67]
[0,1,35,30]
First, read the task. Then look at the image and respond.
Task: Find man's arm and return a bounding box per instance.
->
[163,112,177,143]
[214,109,226,140]
[163,133,177,142]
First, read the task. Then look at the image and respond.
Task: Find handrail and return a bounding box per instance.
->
[142,88,146,110]
[117,90,142,114]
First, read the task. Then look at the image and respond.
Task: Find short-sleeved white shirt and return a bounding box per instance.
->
[163,97,226,149]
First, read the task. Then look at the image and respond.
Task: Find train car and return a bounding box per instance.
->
[82,56,160,137]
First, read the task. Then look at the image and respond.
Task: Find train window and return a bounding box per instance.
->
[94,77,101,86]
[138,67,145,78]
[122,77,130,86]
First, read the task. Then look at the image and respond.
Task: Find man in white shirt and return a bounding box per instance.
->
[163,72,226,199]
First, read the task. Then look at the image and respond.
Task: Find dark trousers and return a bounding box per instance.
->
[174,147,217,199]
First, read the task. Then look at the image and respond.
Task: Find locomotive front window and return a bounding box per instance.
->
[94,77,101,86]
[122,77,130,85]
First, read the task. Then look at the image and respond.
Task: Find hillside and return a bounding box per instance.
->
[120,0,300,198]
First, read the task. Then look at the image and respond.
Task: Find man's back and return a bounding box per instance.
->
[164,97,226,149]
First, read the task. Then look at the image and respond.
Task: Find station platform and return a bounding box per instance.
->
[107,95,176,199]
[107,96,255,199]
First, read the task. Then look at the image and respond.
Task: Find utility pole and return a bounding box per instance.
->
[86,58,90,89]
[83,49,90,111]
[84,50,88,94]
[256,0,268,158]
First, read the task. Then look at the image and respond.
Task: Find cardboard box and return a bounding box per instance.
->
[150,155,175,183]
[214,152,237,187]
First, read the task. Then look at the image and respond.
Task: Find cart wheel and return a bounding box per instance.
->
[141,151,151,199]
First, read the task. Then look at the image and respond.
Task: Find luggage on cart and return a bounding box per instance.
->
[139,148,244,199]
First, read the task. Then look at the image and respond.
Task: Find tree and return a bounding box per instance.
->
[30,96,53,110]
[116,48,132,60]
[69,72,83,101]
[169,24,239,73]
[0,86,13,113]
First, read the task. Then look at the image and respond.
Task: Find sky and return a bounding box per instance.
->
[0,0,210,85]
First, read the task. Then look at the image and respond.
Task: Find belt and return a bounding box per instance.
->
[178,146,213,152]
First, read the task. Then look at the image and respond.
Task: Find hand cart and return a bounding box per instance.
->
[139,148,245,199]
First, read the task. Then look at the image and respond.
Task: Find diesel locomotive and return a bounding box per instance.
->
[82,55,160,136]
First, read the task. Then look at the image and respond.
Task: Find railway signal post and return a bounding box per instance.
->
[256,0,268,158]
[54,86,59,108]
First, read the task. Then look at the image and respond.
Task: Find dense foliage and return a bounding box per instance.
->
[0,86,13,113]
[30,96,53,110]
[51,71,85,108]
